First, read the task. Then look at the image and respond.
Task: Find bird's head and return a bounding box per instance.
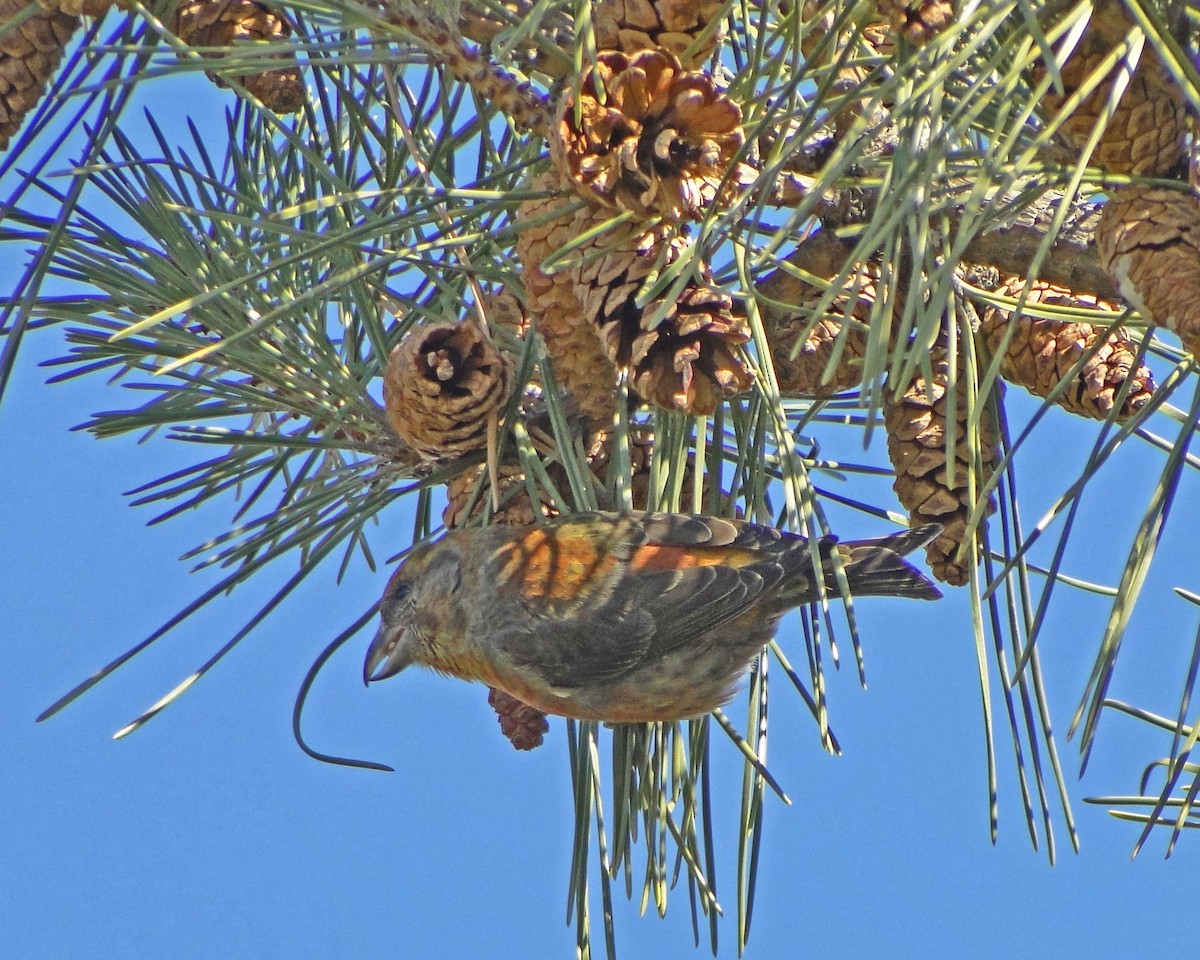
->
[363,537,464,684]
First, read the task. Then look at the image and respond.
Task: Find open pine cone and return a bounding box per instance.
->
[443,461,556,529]
[594,0,726,66]
[384,322,514,461]
[626,284,752,413]
[1095,185,1200,359]
[572,222,754,414]
[443,421,707,528]
[979,277,1155,421]
[550,48,748,220]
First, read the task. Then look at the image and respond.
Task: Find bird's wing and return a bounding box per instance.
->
[488,513,800,688]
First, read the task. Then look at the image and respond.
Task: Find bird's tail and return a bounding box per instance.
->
[823,524,943,601]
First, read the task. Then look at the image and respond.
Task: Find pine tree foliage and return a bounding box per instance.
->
[3,0,1200,954]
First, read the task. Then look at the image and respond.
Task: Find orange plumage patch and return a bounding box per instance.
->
[628,544,761,572]
[496,527,621,602]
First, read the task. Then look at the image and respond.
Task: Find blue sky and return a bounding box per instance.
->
[4,65,1199,960]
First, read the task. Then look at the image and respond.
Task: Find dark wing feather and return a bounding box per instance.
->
[496,513,794,689]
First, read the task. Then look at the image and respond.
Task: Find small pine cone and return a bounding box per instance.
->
[627,439,712,511]
[1034,4,1185,177]
[873,0,954,44]
[760,259,885,397]
[594,0,726,67]
[549,48,748,221]
[771,315,868,397]
[0,0,79,151]
[487,286,531,343]
[515,178,620,425]
[384,322,514,461]
[445,424,617,528]
[174,0,303,114]
[886,344,998,586]
[443,462,555,529]
[457,1,573,78]
[800,1,894,62]
[1095,185,1200,359]
[488,687,549,750]
[979,277,1155,421]
[585,422,711,509]
[573,226,753,415]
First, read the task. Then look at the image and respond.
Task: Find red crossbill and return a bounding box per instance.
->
[364,511,941,723]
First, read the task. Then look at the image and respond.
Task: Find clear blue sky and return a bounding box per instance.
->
[3,75,1198,960]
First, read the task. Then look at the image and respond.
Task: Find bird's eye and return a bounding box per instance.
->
[391,581,412,602]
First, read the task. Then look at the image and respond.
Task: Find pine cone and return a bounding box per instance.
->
[886,343,998,586]
[444,421,707,526]
[443,420,613,529]
[801,1,894,62]
[488,687,549,750]
[384,322,514,461]
[174,0,303,114]
[594,0,726,66]
[1095,185,1200,359]
[572,223,753,415]
[760,257,884,397]
[979,277,1155,421]
[515,177,620,425]
[872,0,954,44]
[444,461,555,528]
[457,1,573,78]
[0,0,78,151]
[1034,2,1185,177]
[550,48,747,221]
[487,286,531,343]
[37,0,119,15]
[625,283,752,415]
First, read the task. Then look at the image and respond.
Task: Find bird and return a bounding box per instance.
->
[364,511,942,724]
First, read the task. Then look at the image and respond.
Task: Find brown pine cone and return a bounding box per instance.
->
[886,343,999,586]
[488,687,549,750]
[979,277,1155,421]
[1033,2,1185,177]
[457,1,573,78]
[550,48,748,221]
[1094,185,1200,360]
[760,257,886,397]
[622,283,752,415]
[0,0,79,151]
[594,0,726,66]
[384,322,514,461]
[515,177,620,425]
[572,223,753,415]
[174,0,303,114]
[873,0,954,44]
[36,0,119,15]
[798,0,896,135]
[443,420,708,527]
[486,286,531,343]
[444,420,691,527]
[443,461,555,529]
[770,315,868,397]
